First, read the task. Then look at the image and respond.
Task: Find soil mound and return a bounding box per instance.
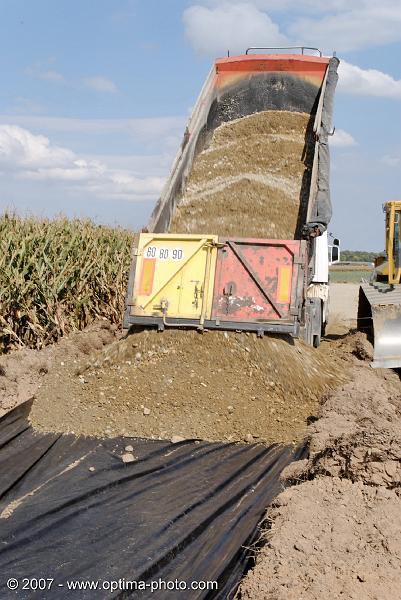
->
[237,478,401,600]
[170,110,313,239]
[282,333,401,488]
[238,332,401,600]
[301,370,401,487]
[29,329,345,443]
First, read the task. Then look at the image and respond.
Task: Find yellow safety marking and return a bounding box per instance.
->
[277,265,292,304]
[139,238,207,310]
[138,258,156,296]
[131,233,218,320]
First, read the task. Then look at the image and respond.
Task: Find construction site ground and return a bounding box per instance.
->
[237,283,401,600]
[1,281,400,599]
[237,350,401,599]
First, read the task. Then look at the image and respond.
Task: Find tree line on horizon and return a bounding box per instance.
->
[340,250,380,263]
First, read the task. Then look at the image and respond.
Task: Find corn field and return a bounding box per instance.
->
[0,213,133,351]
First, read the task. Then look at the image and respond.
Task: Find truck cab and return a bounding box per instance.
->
[305,232,340,347]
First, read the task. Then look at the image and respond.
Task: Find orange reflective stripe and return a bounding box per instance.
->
[277,265,292,304]
[138,258,156,296]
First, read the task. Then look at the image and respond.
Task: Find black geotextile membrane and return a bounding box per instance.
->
[0,401,303,599]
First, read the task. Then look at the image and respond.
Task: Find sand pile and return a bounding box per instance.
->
[29,328,346,443]
[170,110,314,239]
[25,110,327,444]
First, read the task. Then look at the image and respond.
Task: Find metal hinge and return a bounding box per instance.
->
[205,241,226,249]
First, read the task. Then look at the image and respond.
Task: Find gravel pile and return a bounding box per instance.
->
[29,327,345,443]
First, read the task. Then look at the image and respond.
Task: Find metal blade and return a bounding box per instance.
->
[371,304,401,368]
[359,283,401,369]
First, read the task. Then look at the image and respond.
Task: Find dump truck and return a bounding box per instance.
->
[124,47,340,347]
[358,200,401,368]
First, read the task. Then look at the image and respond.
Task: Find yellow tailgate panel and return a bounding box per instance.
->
[131,233,218,320]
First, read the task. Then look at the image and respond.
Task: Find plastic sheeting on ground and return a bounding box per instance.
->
[0,401,303,599]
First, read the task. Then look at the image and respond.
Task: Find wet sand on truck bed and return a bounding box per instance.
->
[170,110,314,239]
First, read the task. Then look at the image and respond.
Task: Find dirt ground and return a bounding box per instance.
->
[0,320,118,417]
[170,110,313,239]
[328,283,360,328]
[2,282,401,598]
[237,478,401,600]
[237,330,401,600]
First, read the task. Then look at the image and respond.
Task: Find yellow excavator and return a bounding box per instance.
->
[358,200,401,368]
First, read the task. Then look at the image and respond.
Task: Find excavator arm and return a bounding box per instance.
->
[386,201,401,284]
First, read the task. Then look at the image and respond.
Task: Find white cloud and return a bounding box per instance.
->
[205,0,357,12]
[11,97,45,114]
[183,2,287,57]
[0,125,74,170]
[338,60,401,100]
[26,64,65,83]
[329,129,357,148]
[288,0,401,53]
[84,153,176,177]
[0,125,165,201]
[381,155,401,167]
[83,76,118,94]
[0,114,186,140]
[26,65,119,95]
[38,70,65,83]
[186,1,401,54]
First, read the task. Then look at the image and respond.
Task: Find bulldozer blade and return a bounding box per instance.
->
[358,283,401,369]
[371,305,401,368]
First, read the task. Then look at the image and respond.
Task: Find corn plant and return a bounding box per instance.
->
[0,213,133,351]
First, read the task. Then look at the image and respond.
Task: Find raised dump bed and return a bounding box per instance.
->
[125,49,339,344]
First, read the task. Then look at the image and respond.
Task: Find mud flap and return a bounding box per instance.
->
[303,297,322,347]
[358,283,401,369]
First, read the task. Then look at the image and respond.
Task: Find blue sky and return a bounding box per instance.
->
[0,0,400,250]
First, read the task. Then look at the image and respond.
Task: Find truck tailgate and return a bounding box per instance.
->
[212,238,305,325]
[124,233,306,336]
